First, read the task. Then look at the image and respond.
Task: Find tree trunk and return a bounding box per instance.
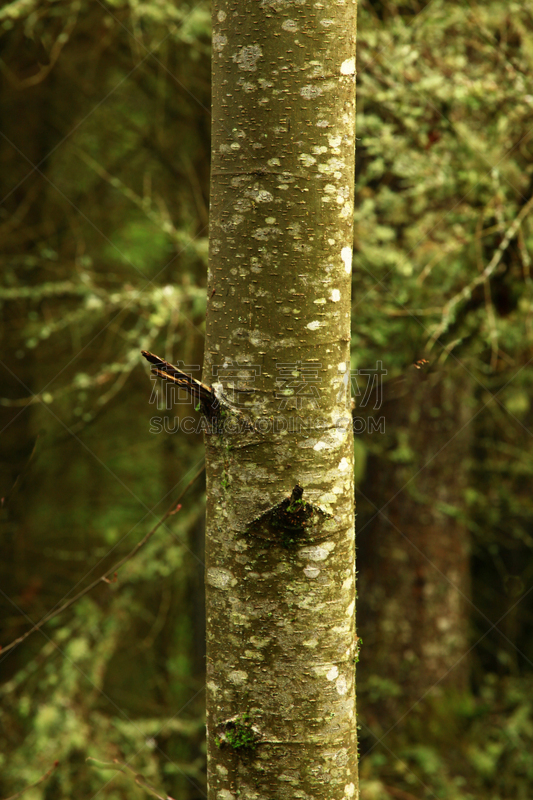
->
[204,2,358,798]
[357,370,472,728]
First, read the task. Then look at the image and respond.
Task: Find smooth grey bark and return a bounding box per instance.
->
[204,2,358,799]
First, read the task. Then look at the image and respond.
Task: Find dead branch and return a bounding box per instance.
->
[0,464,205,656]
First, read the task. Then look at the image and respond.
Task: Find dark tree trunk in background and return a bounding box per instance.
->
[358,370,472,727]
[0,47,61,658]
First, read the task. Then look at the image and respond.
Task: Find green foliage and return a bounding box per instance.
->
[355,0,533,687]
[0,2,210,797]
[1,0,533,798]
[354,0,533,375]
[360,676,533,799]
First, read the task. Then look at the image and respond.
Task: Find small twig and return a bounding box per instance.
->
[1,435,40,507]
[416,223,502,286]
[74,148,198,253]
[518,224,533,342]
[384,307,442,317]
[475,209,499,370]
[0,4,78,90]
[429,193,533,348]
[87,757,176,800]
[383,784,420,800]
[0,465,205,656]
[1,761,59,800]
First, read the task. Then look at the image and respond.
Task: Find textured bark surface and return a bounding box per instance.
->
[358,371,472,726]
[204,2,358,798]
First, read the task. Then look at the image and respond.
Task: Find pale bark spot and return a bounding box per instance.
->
[318,157,345,175]
[338,457,350,472]
[216,764,228,777]
[230,175,250,187]
[345,599,355,618]
[252,226,281,240]
[313,441,328,451]
[330,289,341,302]
[345,783,356,797]
[341,246,352,273]
[234,45,262,71]
[336,675,348,695]
[299,153,316,167]
[250,635,271,648]
[248,188,273,203]
[268,157,281,166]
[217,10,226,21]
[213,33,227,52]
[307,320,321,330]
[340,57,356,75]
[340,203,352,217]
[228,670,248,685]
[304,566,320,579]
[217,790,235,800]
[326,665,339,681]
[244,650,264,661]
[318,492,337,503]
[303,637,319,647]
[279,774,298,785]
[207,567,234,589]
[234,197,252,212]
[300,85,323,99]
[314,298,326,304]
[282,19,298,31]
[338,361,346,371]
[329,135,342,148]
[299,542,335,561]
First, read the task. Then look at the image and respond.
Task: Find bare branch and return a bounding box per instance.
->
[1,761,59,800]
[0,465,205,656]
[430,193,533,348]
[87,758,177,800]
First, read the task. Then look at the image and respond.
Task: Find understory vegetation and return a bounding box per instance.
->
[1,1,533,797]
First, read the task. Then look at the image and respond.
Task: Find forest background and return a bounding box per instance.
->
[1,0,533,798]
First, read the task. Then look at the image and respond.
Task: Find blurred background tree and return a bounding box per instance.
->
[1,0,533,798]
